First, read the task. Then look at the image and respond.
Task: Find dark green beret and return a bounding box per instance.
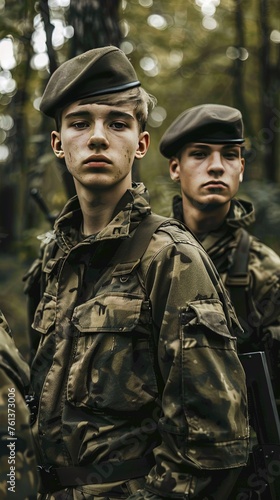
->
[40,46,141,118]
[159,104,245,158]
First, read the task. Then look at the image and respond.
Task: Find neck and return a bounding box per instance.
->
[81,205,114,235]
[77,184,130,236]
[181,199,230,239]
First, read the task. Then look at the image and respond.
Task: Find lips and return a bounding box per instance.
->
[83,155,111,166]
[203,181,227,188]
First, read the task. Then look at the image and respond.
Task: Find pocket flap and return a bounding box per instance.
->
[73,293,143,333]
[186,299,235,339]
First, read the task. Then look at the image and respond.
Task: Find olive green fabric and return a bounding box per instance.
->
[159,104,245,158]
[0,310,38,498]
[40,46,141,118]
[25,183,249,499]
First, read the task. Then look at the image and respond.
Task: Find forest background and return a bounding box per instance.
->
[0,0,280,361]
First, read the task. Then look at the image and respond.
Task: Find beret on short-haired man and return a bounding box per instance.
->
[40,46,141,119]
[159,103,244,159]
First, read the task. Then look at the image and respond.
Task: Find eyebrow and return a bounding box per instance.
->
[63,109,135,122]
[189,143,241,150]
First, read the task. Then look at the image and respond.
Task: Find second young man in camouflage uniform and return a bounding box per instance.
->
[24,50,249,499]
[159,103,280,405]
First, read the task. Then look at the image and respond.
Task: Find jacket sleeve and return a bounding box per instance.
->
[23,257,43,362]
[0,310,39,498]
[137,228,249,499]
[23,235,53,362]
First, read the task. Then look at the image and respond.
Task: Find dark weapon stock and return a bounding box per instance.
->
[30,188,57,226]
[238,351,280,500]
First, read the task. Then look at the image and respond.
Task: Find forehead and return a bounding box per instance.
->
[61,98,137,120]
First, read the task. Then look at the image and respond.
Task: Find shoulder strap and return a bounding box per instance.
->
[225,228,251,321]
[39,238,59,294]
[111,214,169,275]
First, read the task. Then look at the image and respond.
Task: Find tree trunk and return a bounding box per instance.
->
[69,0,122,55]
[259,0,277,181]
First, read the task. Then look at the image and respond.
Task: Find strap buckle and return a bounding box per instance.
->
[226,273,250,287]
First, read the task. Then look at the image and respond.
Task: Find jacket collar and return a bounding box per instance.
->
[53,183,152,249]
[172,195,255,231]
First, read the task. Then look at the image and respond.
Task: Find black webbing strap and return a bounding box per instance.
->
[225,228,251,322]
[38,455,155,492]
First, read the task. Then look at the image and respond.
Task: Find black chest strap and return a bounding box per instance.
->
[38,454,155,492]
[225,228,251,322]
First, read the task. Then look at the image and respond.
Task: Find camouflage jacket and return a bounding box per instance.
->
[173,195,280,396]
[25,183,249,499]
[0,310,38,499]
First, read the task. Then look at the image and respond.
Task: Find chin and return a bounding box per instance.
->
[195,199,227,212]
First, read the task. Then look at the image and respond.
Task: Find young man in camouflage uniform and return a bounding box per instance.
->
[24,49,249,499]
[159,103,280,404]
[0,310,38,498]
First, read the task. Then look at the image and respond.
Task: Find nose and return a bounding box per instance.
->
[87,124,109,149]
[207,151,225,176]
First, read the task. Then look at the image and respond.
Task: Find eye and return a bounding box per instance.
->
[110,121,127,130]
[72,121,89,129]
[224,151,239,159]
[190,150,206,158]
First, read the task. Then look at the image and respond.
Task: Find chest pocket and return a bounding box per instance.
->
[67,263,159,412]
[73,293,144,332]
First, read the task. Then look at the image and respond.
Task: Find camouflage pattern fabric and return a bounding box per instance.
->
[25,183,249,499]
[0,310,38,498]
[173,195,280,401]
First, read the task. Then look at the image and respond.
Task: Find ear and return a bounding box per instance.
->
[51,131,65,159]
[239,158,245,182]
[169,158,181,182]
[135,131,150,159]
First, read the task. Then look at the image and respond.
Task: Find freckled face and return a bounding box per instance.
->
[51,100,149,195]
